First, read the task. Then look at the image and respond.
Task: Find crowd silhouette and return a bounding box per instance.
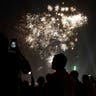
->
[0,32,96,96]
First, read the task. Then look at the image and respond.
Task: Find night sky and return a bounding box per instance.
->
[0,0,96,79]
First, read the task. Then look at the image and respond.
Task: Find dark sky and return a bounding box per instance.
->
[0,0,95,35]
[0,0,95,37]
[0,0,96,78]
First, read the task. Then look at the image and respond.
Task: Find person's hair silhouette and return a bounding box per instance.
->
[70,70,79,80]
[52,53,67,70]
[37,76,45,86]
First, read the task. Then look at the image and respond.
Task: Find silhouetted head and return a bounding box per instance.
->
[89,75,95,83]
[22,80,29,88]
[82,74,90,83]
[70,70,79,80]
[37,76,45,86]
[46,73,51,82]
[52,53,67,70]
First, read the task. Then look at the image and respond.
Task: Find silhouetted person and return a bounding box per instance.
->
[45,53,76,96]
[35,76,45,96]
[0,32,8,96]
[70,70,83,96]
[82,74,96,96]
[44,73,52,96]
[27,71,35,96]
[6,38,31,96]
[21,80,30,96]
[46,73,52,83]
[90,75,96,88]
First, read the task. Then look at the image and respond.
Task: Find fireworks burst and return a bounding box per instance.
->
[17,3,87,68]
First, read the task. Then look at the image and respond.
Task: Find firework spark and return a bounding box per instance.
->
[17,3,87,67]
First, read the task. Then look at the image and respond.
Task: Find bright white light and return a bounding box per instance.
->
[75,38,78,42]
[28,71,31,75]
[47,5,53,11]
[70,7,76,12]
[88,74,91,77]
[47,55,54,67]
[65,7,69,11]
[55,5,59,12]
[61,7,65,12]
[41,17,46,22]
[62,2,64,5]
[60,44,68,51]
[73,66,77,71]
